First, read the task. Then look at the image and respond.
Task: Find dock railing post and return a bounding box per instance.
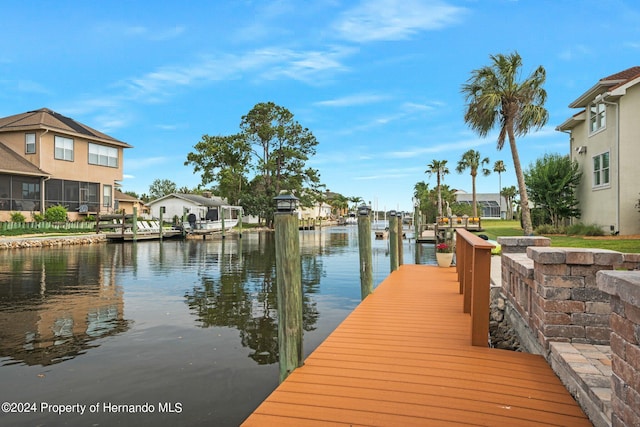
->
[397,213,403,266]
[273,193,303,383]
[389,211,398,272]
[221,207,225,239]
[470,245,492,346]
[159,207,164,240]
[357,205,373,299]
[456,229,494,347]
[132,207,138,242]
[238,209,243,238]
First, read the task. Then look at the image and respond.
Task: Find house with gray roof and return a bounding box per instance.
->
[0,108,131,220]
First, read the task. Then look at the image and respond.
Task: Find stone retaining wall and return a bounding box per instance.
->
[498,237,640,352]
[0,235,106,250]
[499,237,640,427]
[597,271,640,427]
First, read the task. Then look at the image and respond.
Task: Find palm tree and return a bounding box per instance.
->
[493,160,506,219]
[461,51,548,235]
[501,185,518,220]
[456,150,491,218]
[425,160,449,218]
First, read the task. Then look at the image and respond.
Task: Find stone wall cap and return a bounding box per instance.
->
[497,236,551,246]
[597,271,640,306]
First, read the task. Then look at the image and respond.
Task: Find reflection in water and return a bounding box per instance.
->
[0,245,129,366]
[184,232,323,365]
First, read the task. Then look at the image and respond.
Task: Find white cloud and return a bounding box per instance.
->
[315,93,390,107]
[558,44,591,61]
[333,0,466,43]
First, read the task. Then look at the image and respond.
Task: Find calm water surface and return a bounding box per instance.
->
[0,226,434,426]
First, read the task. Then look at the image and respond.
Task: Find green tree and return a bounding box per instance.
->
[456,150,491,218]
[462,52,548,235]
[240,102,320,225]
[148,179,177,200]
[501,185,518,220]
[525,153,581,228]
[185,133,251,205]
[425,160,449,218]
[493,160,506,218]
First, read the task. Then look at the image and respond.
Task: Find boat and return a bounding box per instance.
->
[183,205,242,235]
[103,220,183,241]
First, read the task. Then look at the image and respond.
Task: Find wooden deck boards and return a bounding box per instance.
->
[242,264,590,426]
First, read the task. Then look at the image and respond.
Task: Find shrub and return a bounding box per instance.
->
[535,224,566,235]
[10,212,26,222]
[84,214,95,222]
[566,223,605,236]
[44,205,68,222]
[32,212,45,222]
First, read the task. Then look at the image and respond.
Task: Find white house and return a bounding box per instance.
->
[146,193,241,223]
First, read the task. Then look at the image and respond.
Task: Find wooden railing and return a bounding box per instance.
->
[455,228,494,346]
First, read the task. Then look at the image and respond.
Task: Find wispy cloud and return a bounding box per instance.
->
[333,0,466,43]
[314,93,390,107]
[558,44,592,61]
[104,24,186,41]
[386,136,493,158]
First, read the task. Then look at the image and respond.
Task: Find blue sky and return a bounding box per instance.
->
[2,1,639,211]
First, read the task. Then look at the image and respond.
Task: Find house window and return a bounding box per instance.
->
[54,136,74,161]
[589,101,606,134]
[103,185,112,207]
[593,152,610,187]
[25,133,36,154]
[89,143,118,168]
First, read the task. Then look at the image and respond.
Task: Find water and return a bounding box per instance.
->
[0,226,434,426]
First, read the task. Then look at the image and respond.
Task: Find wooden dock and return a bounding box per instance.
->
[242,264,590,426]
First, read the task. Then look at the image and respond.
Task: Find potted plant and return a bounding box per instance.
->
[435,241,454,267]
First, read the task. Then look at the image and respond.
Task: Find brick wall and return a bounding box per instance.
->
[597,271,640,427]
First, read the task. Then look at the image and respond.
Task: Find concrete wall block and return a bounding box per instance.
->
[566,249,595,265]
[543,312,572,325]
[624,301,640,324]
[497,236,551,253]
[627,341,640,372]
[585,326,611,344]
[611,312,639,345]
[528,247,567,264]
[542,324,586,338]
[540,286,572,300]
[586,301,612,315]
[594,251,624,266]
[539,274,585,289]
[572,313,610,327]
[612,354,640,392]
[570,264,605,278]
[610,333,626,360]
[572,287,611,303]
[539,333,570,350]
[541,299,586,313]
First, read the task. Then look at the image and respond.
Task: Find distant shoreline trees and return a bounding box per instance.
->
[185,102,321,226]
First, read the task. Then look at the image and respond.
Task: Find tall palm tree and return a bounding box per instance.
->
[456,150,491,218]
[493,160,506,219]
[461,51,548,235]
[425,160,449,218]
[501,185,518,220]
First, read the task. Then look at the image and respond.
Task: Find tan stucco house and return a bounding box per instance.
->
[114,189,149,216]
[557,66,640,236]
[0,108,131,221]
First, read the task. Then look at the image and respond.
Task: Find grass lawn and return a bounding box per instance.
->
[479,220,640,253]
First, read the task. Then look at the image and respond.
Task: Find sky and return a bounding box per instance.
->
[1,0,639,212]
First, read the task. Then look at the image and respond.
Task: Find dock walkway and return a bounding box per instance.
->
[242,264,590,426]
